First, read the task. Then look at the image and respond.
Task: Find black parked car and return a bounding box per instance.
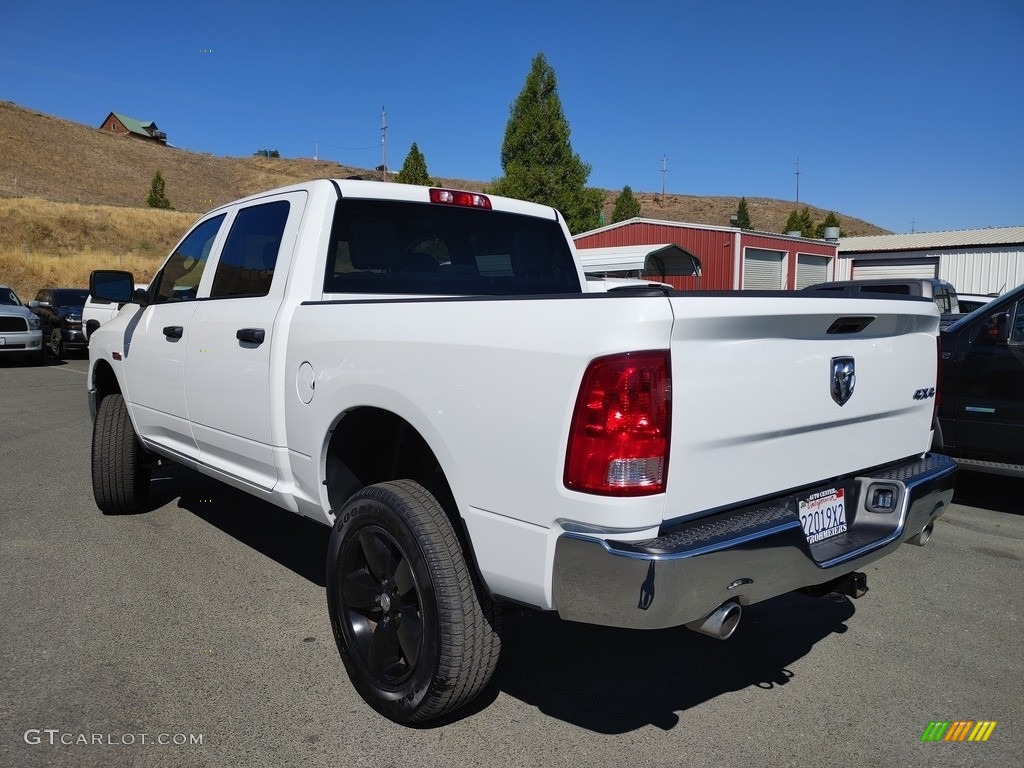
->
[28,288,90,360]
[936,281,1024,477]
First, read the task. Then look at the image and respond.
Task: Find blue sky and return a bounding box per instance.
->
[2,0,1022,233]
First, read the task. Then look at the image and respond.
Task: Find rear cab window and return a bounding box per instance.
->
[323,199,581,296]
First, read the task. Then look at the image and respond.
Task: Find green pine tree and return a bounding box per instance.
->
[736,197,752,229]
[797,206,816,237]
[490,53,603,234]
[146,170,173,210]
[783,209,802,234]
[814,211,844,238]
[395,142,432,186]
[611,185,641,223]
[784,206,815,237]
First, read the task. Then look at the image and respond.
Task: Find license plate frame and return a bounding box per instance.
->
[798,486,848,545]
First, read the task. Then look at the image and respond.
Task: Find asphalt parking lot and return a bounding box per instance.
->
[2,355,1022,768]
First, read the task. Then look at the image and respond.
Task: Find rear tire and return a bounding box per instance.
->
[326,480,501,723]
[92,394,150,514]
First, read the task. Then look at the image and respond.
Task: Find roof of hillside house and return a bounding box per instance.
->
[839,226,1024,253]
[105,112,159,137]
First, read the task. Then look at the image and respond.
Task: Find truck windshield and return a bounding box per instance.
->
[53,289,90,307]
[323,199,581,296]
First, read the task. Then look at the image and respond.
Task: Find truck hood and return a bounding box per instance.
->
[665,294,939,520]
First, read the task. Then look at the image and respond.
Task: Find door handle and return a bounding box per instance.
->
[236,328,265,344]
[162,325,183,339]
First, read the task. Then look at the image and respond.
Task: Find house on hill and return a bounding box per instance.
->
[98,112,167,145]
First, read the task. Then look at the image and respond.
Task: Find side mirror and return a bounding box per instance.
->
[980,312,1009,343]
[90,270,135,304]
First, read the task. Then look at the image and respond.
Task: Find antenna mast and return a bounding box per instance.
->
[381,107,388,181]
[661,155,668,197]
[795,158,801,203]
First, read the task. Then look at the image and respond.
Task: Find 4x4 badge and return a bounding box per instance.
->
[831,357,856,406]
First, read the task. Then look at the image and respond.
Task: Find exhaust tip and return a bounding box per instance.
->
[686,601,742,640]
[907,521,935,547]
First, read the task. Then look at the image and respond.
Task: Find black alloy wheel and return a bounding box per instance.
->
[340,525,423,686]
[326,480,501,724]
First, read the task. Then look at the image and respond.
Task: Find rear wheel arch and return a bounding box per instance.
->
[323,407,488,594]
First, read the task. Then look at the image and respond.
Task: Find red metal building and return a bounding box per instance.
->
[574,218,838,291]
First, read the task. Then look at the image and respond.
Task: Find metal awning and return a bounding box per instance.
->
[576,244,702,277]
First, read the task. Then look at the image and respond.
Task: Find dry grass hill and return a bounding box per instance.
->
[0,100,887,298]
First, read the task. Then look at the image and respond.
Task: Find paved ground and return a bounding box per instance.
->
[2,355,1021,768]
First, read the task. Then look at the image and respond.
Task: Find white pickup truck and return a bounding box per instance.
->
[88,180,956,723]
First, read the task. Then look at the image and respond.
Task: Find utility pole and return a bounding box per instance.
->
[911,218,917,233]
[795,158,801,203]
[661,155,668,197]
[381,107,388,181]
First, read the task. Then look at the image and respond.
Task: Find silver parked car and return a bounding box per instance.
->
[0,285,45,365]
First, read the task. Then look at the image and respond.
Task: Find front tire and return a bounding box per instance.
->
[326,480,501,724]
[92,394,150,514]
[49,328,64,360]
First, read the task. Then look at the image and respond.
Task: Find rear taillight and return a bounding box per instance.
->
[934,335,942,423]
[564,351,671,496]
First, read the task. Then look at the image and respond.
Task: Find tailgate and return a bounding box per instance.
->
[665,294,939,520]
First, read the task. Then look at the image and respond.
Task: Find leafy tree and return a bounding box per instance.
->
[814,210,844,238]
[735,197,752,230]
[395,142,432,186]
[611,185,641,223]
[784,206,815,237]
[490,52,603,233]
[146,170,173,210]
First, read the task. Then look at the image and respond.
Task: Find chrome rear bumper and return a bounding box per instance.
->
[552,453,956,630]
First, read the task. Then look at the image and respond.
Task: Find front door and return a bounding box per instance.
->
[123,214,227,460]
[953,295,1024,462]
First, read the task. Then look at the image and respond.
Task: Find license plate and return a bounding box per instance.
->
[798,487,848,544]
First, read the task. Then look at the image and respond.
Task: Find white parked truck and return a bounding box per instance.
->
[88,180,956,723]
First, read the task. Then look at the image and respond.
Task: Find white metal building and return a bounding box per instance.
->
[837,227,1024,295]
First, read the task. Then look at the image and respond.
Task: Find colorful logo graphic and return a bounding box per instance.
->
[921,721,997,742]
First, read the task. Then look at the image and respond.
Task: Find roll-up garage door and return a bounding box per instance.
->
[743,249,785,290]
[795,254,830,289]
[852,259,938,279]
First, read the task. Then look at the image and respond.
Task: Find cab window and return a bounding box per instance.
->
[210,201,290,298]
[152,215,226,303]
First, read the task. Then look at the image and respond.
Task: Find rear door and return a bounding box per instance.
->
[184,191,305,489]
